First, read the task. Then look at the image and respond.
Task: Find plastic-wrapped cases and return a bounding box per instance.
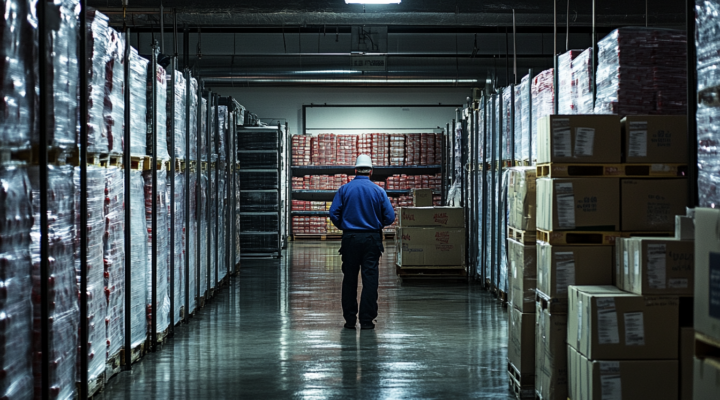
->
[105,30,125,154]
[129,171,148,347]
[86,11,110,154]
[187,172,197,313]
[188,78,199,161]
[697,1,720,206]
[30,165,77,400]
[129,49,149,156]
[217,106,228,161]
[171,71,186,159]
[217,172,227,281]
[143,169,170,335]
[199,171,208,295]
[104,167,124,357]
[173,173,184,325]
[519,75,531,163]
[558,50,582,114]
[147,63,170,160]
[571,48,594,114]
[531,69,554,161]
[74,165,107,383]
[594,27,687,116]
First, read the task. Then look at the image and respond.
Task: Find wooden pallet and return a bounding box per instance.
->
[292,234,342,241]
[107,155,123,168]
[507,226,537,244]
[104,350,122,383]
[497,289,508,306]
[395,264,467,279]
[8,147,70,165]
[156,328,170,345]
[515,160,531,167]
[508,360,535,387]
[536,163,687,178]
[507,370,535,400]
[84,371,105,399]
[621,231,675,238]
[536,289,567,314]
[537,230,620,245]
[120,341,146,366]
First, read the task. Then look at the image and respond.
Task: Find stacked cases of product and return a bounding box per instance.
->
[530,114,690,400]
[693,2,720,398]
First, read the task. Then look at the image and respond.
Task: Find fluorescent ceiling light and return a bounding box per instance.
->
[345,0,401,4]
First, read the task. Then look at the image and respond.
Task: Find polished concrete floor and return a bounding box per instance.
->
[101,242,512,399]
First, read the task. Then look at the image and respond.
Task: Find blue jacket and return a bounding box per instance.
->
[329,176,396,231]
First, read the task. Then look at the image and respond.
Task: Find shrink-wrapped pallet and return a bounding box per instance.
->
[235,170,241,265]
[86,11,110,153]
[105,29,125,154]
[188,78,199,161]
[143,169,170,334]
[514,85,523,160]
[571,48,594,114]
[217,106,227,161]
[519,75,531,162]
[697,1,720,207]
[171,71,186,159]
[199,98,207,161]
[172,173,184,325]
[103,167,124,357]
[199,171,208,296]
[129,171,147,347]
[147,62,170,160]
[217,171,227,281]
[210,169,216,287]
[531,69,554,161]
[502,88,513,160]
[129,49,149,156]
[74,165,107,383]
[187,171,197,313]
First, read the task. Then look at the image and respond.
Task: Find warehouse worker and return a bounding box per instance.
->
[329,154,396,330]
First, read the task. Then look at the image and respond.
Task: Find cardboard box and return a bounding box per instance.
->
[694,208,720,343]
[617,237,694,296]
[395,227,465,266]
[537,115,622,164]
[535,305,568,400]
[508,167,537,231]
[508,239,537,313]
[412,189,433,207]
[398,207,464,228]
[537,178,620,231]
[567,346,678,400]
[508,307,535,382]
[676,215,695,240]
[693,356,720,400]
[537,243,613,310]
[680,327,694,400]
[567,285,679,360]
[622,115,688,163]
[621,179,688,231]
[615,236,626,288]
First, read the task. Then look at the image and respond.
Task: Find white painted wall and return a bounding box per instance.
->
[212,87,468,135]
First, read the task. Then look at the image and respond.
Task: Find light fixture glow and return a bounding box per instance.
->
[345,0,401,4]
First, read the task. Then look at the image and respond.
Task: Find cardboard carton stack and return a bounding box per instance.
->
[395,207,465,276]
[291,135,311,166]
[336,135,358,166]
[389,134,406,166]
[506,167,538,398]
[421,133,436,165]
[405,133,421,165]
[313,133,337,165]
[371,133,390,166]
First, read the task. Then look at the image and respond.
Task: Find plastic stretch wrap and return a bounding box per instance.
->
[558,50,582,115]
[74,165,107,382]
[188,78,199,161]
[199,171,208,295]
[513,85,523,161]
[502,88,513,160]
[143,169,170,334]
[499,170,510,293]
[476,105,485,273]
[0,166,33,400]
[697,1,720,207]
[147,63,170,160]
[171,71,186,159]
[128,49,149,156]
[103,167,124,357]
[104,29,125,154]
[493,96,501,288]
[86,11,110,153]
[30,165,76,400]
[210,169,216,287]
[571,48,594,114]
[532,69,555,160]
[594,27,687,116]
[217,171,227,281]
[235,171,241,264]
[484,168,494,283]
[208,103,216,157]
[199,98,207,161]
[519,75,531,162]
[187,172,197,313]
[217,106,227,161]
[173,173,184,325]
[129,171,147,347]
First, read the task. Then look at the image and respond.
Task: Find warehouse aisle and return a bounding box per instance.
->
[101,242,511,399]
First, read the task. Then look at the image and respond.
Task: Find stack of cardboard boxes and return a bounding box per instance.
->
[395,207,465,278]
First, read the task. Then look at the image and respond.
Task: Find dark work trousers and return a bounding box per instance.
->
[339,232,384,324]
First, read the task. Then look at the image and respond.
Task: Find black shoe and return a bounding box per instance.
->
[344,322,356,329]
[360,322,375,330]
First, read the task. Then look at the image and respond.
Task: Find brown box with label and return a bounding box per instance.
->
[693,356,720,399]
[537,115,622,164]
[508,167,537,231]
[535,304,568,400]
[617,237,694,296]
[508,238,537,313]
[622,115,687,163]
[537,243,613,313]
[412,189,433,207]
[567,285,679,360]
[693,208,720,343]
[620,179,688,231]
[395,227,465,266]
[398,207,464,228]
[537,178,620,232]
[567,346,678,400]
[508,307,535,384]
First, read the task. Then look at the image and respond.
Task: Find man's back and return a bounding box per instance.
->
[329,176,395,232]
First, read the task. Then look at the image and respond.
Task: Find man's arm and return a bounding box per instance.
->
[380,191,396,227]
[329,187,343,229]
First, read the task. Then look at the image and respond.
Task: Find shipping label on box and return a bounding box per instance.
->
[508,307,535,378]
[537,115,622,164]
[622,115,687,163]
[398,207,464,228]
[567,285,679,360]
[694,208,720,343]
[618,237,694,296]
[537,243,613,308]
[395,227,465,266]
[535,305,568,400]
[621,179,688,231]
[568,346,679,400]
[508,238,537,313]
[509,167,537,231]
[537,178,620,231]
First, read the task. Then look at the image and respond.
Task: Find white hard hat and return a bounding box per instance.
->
[355,154,373,169]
